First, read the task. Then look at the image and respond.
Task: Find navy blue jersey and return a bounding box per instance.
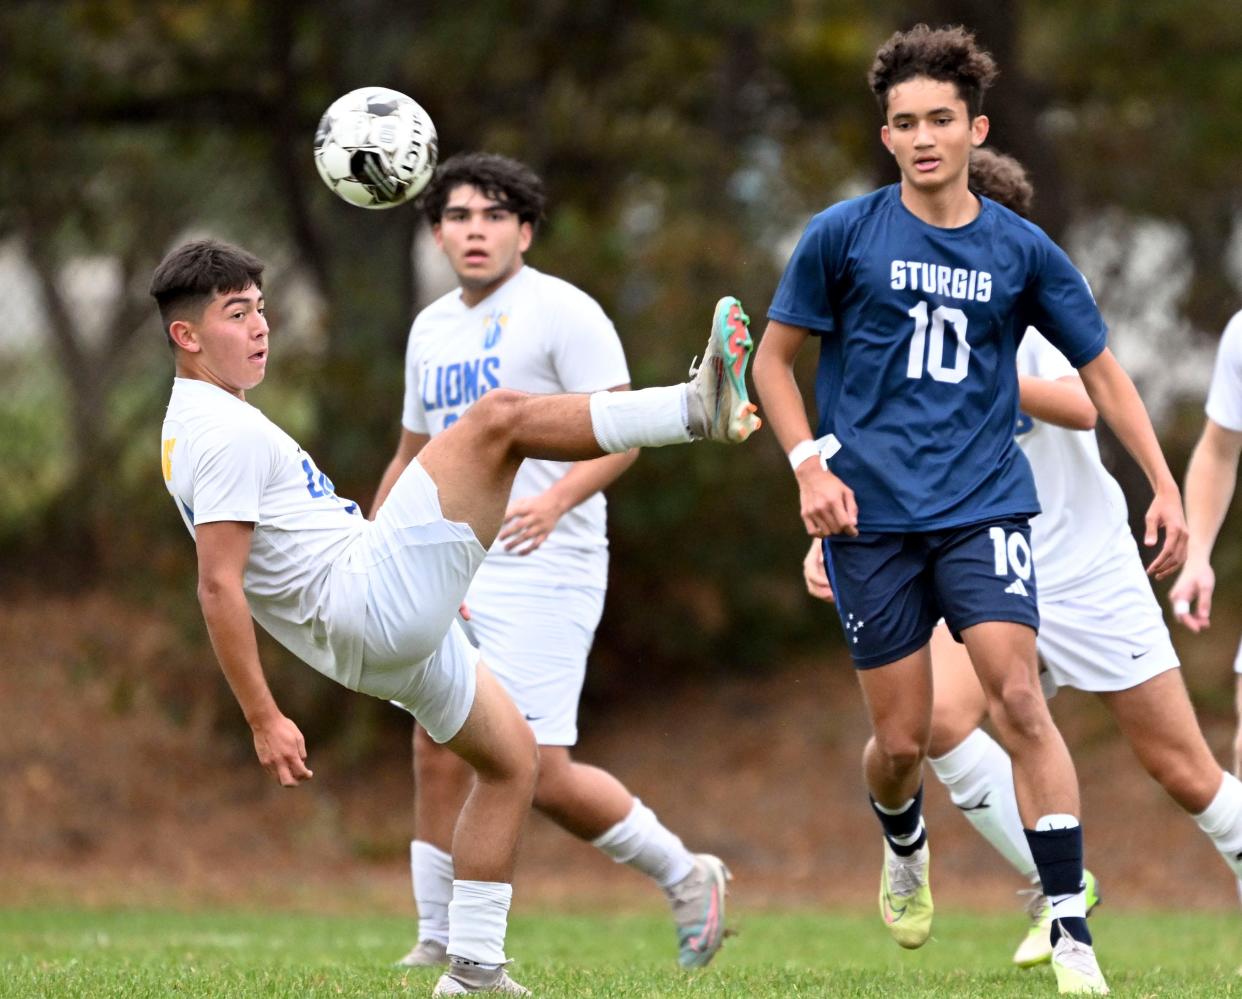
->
[769,185,1106,532]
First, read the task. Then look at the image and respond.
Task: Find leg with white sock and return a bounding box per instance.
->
[928,623,1037,881]
[433,665,536,992]
[1099,668,1242,885]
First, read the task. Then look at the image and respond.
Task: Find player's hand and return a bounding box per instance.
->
[251,714,313,787]
[1143,485,1188,581]
[459,601,471,621]
[1168,558,1214,632]
[498,493,568,556]
[795,462,858,537]
[802,539,835,603]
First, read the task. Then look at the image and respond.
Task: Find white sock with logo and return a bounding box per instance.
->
[410,840,454,946]
[447,879,512,967]
[591,797,696,889]
[1193,772,1242,880]
[589,386,691,452]
[929,729,1037,881]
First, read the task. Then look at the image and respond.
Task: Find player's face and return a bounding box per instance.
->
[171,284,269,398]
[881,77,988,198]
[434,185,533,306]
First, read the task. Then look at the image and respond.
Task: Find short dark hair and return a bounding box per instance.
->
[149,239,265,348]
[969,148,1034,218]
[419,152,546,231]
[868,24,998,119]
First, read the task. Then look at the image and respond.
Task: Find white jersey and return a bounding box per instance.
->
[402,265,630,589]
[161,378,368,686]
[1207,311,1242,432]
[1015,329,1131,597]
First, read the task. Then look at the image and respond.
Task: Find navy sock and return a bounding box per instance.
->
[1025,825,1091,945]
[871,784,927,857]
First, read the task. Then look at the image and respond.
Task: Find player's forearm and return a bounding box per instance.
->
[197,582,280,727]
[545,449,638,512]
[1183,435,1240,563]
[1079,349,1178,495]
[1017,375,1096,431]
[753,352,815,452]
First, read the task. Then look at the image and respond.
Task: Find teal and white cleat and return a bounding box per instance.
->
[1050,922,1110,995]
[686,296,761,443]
[666,853,732,968]
[879,839,933,949]
[431,957,529,996]
[1013,869,1100,968]
[396,937,449,968]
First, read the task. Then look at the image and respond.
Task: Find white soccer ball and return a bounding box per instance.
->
[313,87,438,209]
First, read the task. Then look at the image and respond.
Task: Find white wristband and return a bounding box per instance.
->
[788,439,820,471]
[788,434,842,472]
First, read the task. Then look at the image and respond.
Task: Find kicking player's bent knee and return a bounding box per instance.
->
[464,388,528,441]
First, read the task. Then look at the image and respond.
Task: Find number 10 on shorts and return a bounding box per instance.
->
[989,526,1032,580]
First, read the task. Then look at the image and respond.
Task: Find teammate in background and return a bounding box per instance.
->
[373,153,732,971]
[802,149,1242,973]
[154,239,758,996]
[753,25,1185,995]
[1169,307,1242,903]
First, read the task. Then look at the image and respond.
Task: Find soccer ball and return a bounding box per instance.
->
[313,87,438,209]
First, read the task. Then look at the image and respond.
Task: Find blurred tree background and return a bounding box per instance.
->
[1,0,1240,751]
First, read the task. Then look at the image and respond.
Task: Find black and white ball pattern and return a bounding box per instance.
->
[313,88,438,209]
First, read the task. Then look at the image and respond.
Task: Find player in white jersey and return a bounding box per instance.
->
[801,151,1242,974]
[373,153,731,970]
[153,239,760,996]
[1170,308,1242,903]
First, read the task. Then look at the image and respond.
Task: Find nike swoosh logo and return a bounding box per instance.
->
[882,898,908,923]
[958,792,991,812]
[523,714,542,722]
[1130,649,1151,660]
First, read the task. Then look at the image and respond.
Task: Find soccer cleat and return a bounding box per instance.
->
[686,296,761,443]
[396,938,449,968]
[1013,869,1100,969]
[431,957,530,996]
[879,838,933,949]
[1050,922,1110,995]
[666,853,732,968]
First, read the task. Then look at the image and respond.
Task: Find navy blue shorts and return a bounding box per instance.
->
[822,516,1039,670]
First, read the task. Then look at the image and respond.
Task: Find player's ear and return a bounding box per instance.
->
[431,222,445,251]
[970,114,990,147]
[169,319,200,353]
[880,124,894,154]
[518,221,533,254]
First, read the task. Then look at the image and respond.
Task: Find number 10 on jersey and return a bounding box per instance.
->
[906,301,970,384]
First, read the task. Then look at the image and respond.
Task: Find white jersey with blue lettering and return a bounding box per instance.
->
[161,377,368,686]
[402,265,630,589]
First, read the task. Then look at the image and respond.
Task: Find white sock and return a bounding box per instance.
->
[589,386,691,452]
[447,879,512,966]
[410,840,453,945]
[591,797,696,889]
[1193,771,1242,880]
[929,729,1037,881]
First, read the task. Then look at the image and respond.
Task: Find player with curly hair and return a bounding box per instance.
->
[755,24,1186,994]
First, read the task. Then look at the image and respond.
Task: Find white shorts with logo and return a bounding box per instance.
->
[1037,530,1179,696]
[463,567,606,746]
[345,460,486,744]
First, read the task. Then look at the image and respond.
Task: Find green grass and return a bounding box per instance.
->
[0,907,1239,997]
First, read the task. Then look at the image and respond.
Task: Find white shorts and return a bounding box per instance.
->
[349,460,486,744]
[1036,531,1179,696]
[463,567,606,746]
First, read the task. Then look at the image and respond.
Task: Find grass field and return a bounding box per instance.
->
[1,906,1239,997]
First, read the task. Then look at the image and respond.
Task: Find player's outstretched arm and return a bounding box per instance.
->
[370,428,431,518]
[753,320,858,537]
[195,521,313,787]
[1169,419,1242,631]
[1078,347,1187,579]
